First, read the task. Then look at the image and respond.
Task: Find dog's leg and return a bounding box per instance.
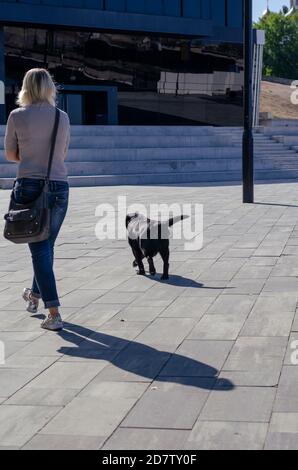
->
[160,248,170,280]
[136,258,146,276]
[147,257,156,276]
[132,249,146,276]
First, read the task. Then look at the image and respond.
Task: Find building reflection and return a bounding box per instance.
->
[4,27,243,126]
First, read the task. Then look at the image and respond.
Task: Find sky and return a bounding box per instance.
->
[253,0,290,20]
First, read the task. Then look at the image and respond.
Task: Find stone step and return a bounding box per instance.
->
[257,157,298,163]
[1,149,296,165]
[245,147,289,152]
[0,135,231,149]
[214,131,267,138]
[0,147,243,162]
[2,156,298,179]
[0,124,280,138]
[255,151,297,156]
[231,137,287,143]
[0,173,237,189]
[0,160,247,177]
[261,119,298,128]
[0,123,297,188]
[259,127,298,136]
[0,125,216,137]
[227,138,285,144]
[272,136,298,146]
[1,168,298,190]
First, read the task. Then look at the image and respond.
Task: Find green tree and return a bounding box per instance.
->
[254,11,298,79]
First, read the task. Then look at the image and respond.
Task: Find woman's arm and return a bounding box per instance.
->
[4,112,20,163]
[63,114,70,159]
[5,150,20,162]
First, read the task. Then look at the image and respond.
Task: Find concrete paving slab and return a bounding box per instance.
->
[121,377,215,430]
[40,383,146,437]
[0,405,61,447]
[265,413,298,450]
[159,340,233,378]
[185,421,268,450]
[22,434,105,450]
[200,386,276,423]
[222,337,287,386]
[103,428,190,450]
[1,182,298,449]
[188,313,247,340]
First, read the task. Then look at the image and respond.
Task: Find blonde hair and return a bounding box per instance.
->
[17,68,57,107]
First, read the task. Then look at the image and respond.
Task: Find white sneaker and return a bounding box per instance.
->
[22,288,39,314]
[41,313,63,331]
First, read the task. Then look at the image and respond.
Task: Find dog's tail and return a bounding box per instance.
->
[168,215,189,227]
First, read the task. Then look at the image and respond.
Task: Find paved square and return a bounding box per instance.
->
[1,181,298,449]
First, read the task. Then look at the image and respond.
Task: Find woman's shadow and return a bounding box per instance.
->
[57,322,234,392]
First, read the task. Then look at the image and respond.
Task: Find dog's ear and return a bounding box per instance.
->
[126,215,132,228]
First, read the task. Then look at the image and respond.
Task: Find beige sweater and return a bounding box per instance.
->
[4,102,70,181]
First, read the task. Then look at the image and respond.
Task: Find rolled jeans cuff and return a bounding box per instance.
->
[44,300,60,309]
[32,292,42,299]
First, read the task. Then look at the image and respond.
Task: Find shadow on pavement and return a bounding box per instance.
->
[255,202,298,208]
[149,275,204,287]
[57,322,234,392]
[142,274,233,290]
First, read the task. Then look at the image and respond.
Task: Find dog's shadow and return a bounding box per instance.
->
[57,322,234,392]
[147,273,202,287]
[146,273,231,290]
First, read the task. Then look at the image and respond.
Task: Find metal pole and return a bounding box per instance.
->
[0,26,6,125]
[243,0,254,203]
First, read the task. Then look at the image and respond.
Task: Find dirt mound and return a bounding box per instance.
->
[260,81,298,120]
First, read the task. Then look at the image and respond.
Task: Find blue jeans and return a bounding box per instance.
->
[13,178,69,309]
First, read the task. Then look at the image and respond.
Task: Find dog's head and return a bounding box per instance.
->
[126,212,139,229]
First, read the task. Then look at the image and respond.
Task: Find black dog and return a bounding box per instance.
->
[126,213,187,280]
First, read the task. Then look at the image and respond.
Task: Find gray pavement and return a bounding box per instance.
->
[0,181,298,449]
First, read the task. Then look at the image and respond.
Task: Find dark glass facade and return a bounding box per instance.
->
[4,26,243,126]
[0,1,242,26]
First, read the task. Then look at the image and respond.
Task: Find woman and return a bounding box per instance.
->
[4,68,70,331]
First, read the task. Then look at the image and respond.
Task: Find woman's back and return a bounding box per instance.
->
[5,102,70,181]
[4,67,71,332]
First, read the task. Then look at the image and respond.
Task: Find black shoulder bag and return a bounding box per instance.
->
[3,107,60,244]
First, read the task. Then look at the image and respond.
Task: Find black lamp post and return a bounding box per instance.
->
[243,0,254,203]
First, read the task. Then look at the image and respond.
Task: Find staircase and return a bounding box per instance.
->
[1,121,298,189]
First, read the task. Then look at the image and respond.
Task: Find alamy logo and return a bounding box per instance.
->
[290,340,298,365]
[95,196,204,251]
[0,80,4,105]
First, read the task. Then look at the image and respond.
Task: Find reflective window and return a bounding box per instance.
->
[0,0,243,23]
[212,0,226,26]
[4,26,243,126]
[164,0,181,16]
[227,0,243,28]
[183,0,201,18]
[105,0,126,11]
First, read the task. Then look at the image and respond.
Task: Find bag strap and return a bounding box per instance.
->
[46,107,60,182]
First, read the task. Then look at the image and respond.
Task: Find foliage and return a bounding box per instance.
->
[254,11,298,79]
